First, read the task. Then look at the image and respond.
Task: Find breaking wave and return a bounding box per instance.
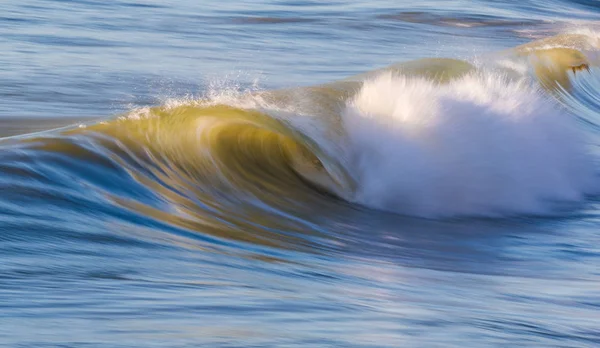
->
[3,31,600,223]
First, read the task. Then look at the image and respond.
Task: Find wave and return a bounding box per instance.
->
[3,30,600,222]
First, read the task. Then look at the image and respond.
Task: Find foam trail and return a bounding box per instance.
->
[341,72,597,217]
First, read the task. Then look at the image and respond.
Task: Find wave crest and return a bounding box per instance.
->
[341,72,597,217]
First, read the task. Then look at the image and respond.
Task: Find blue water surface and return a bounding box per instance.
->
[1,1,600,347]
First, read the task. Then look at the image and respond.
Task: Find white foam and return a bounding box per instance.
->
[120,106,152,121]
[566,27,600,47]
[341,72,597,217]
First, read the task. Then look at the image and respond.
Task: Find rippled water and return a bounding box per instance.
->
[2,1,600,347]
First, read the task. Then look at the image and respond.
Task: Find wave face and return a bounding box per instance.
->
[2,8,600,345]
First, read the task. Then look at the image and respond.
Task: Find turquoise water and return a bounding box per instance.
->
[1,1,600,347]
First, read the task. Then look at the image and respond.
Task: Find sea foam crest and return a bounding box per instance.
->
[342,72,597,217]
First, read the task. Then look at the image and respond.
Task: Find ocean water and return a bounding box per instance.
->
[1,1,600,347]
